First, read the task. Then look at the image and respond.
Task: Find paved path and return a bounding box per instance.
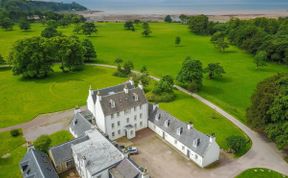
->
[1,64,287,177]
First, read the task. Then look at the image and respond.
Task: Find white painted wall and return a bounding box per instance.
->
[87,90,96,117]
[105,103,148,140]
[149,121,215,168]
[202,139,220,167]
[94,99,106,134]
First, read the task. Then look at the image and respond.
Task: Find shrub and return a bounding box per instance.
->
[226,135,247,154]
[10,129,21,137]
[146,92,176,103]
[34,135,51,153]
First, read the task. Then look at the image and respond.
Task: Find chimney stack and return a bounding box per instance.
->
[124,85,129,94]
[129,77,134,86]
[153,103,159,111]
[187,121,193,130]
[97,91,102,101]
[138,81,143,90]
[74,106,81,114]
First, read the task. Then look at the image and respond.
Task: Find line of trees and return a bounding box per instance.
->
[247,73,288,150]
[183,14,288,66]
[9,36,96,78]
[0,0,86,31]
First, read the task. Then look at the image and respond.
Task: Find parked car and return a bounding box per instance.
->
[127,146,138,155]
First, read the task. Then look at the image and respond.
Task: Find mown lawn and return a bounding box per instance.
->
[0,22,286,123]
[0,65,126,128]
[49,130,73,147]
[236,168,287,178]
[0,131,26,178]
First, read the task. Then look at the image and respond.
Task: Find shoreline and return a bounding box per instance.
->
[77,10,288,22]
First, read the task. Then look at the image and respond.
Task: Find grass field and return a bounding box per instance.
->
[0,65,125,127]
[0,23,286,123]
[236,168,287,178]
[0,131,26,178]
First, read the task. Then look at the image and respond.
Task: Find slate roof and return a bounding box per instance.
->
[148,104,213,157]
[49,135,89,167]
[109,158,141,178]
[20,148,59,178]
[91,82,134,103]
[100,87,147,116]
[70,111,94,137]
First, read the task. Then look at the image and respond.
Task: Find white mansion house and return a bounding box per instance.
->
[86,79,148,140]
[70,79,220,169]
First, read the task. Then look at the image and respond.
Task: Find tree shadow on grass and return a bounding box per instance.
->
[221,49,238,54]
[200,85,224,96]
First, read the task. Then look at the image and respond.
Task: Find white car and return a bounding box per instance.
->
[127,146,138,155]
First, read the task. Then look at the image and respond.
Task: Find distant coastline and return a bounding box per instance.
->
[77,10,288,22]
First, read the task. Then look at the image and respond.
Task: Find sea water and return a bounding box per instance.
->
[58,0,288,14]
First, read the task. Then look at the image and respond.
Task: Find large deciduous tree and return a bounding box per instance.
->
[10,37,53,78]
[205,63,225,79]
[49,36,84,72]
[254,50,267,69]
[247,73,288,149]
[124,21,135,31]
[82,39,96,62]
[176,57,203,92]
[41,26,61,38]
[142,22,152,37]
[19,19,31,31]
[81,22,97,36]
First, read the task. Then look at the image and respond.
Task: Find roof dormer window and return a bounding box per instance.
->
[164,120,170,127]
[177,127,183,136]
[156,113,161,121]
[193,138,200,148]
[110,99,115,108]
[133,93,138,101]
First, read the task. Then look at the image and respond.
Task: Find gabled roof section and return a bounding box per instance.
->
[70,111,94,137]
[109,158,141,178]
[20,148,59,178]
[49,135,89,166]
[100,87,147,116]
[91,81,134,103]
[148,104,213,157]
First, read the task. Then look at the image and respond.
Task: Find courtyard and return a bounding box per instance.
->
[116,128,233,178]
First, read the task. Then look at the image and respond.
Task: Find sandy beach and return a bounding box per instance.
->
[77,10,288,22]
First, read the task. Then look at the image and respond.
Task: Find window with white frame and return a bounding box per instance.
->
[111,114,114,119]
[134,115,137,121]
[111,123,115,129]
[140,113,142,119]
[118,130,121,134]
[134,123,137,128]
[117,121,120,126]
[140,121,143,127]
[127,118,129,123]
[112,132,115,137]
